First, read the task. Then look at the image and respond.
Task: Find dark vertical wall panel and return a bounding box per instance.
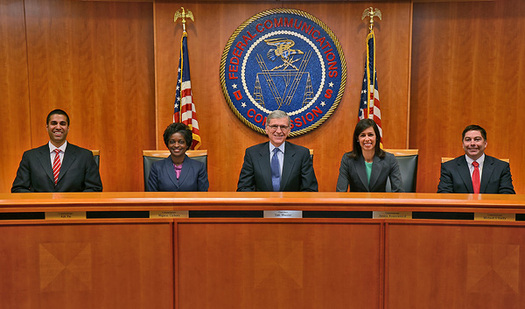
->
[410,0,525,193]
[1,0,156,192]
[0,0,32,192]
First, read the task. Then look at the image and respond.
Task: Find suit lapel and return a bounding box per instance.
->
[368,156,381,191]
[457,157,474,192]
[480,156,494,193]
[37,145,54,184]
[281,142,296,190]
[165,158,180,189]
[355,156,370,191]
[177,156,192,189]
[256,143,272,190]
[58,144,78,184]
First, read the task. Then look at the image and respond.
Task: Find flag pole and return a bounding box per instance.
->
[360,7,384,147]
[173,7,202,150]
[173,7,194,123]
[361,7,382,33]
[174,7,194,34]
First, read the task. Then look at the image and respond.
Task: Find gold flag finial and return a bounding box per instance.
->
[361,7,382,32]
[174,7,194,33]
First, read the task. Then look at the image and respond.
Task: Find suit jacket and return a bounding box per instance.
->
[336,152,403,192]
[237,141,318,192]
[437,155,515,194]
[11,143,102,192]
[147,155,209,192]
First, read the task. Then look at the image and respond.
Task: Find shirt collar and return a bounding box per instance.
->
[269,142,285,154]
[465,153,485,166]
[49,141,68,153]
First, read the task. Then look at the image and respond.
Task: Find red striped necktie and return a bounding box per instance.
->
[52,149,61,185]
[472,161,480,194]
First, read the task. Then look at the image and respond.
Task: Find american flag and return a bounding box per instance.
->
[358,30,383,146]
[174,32,201,150]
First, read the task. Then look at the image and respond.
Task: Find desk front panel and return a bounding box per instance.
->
[0,222,173,309]
[386,222,525,309]
[176,220,382,309]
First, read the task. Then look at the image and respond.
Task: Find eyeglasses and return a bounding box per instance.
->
[268,125,290,131]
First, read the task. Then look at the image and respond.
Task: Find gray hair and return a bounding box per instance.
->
[266,110,290,126]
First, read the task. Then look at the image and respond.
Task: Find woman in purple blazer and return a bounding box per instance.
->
[147,123,209,192]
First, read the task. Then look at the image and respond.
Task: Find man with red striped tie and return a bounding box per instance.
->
[11,109,102,192]
[437,125,515,194]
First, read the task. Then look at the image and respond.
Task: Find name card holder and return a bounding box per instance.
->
[150,211,189,219]
[46,212,87,220]
[373,211,412,219]
[264,210,303,218]
[474,213,515,221]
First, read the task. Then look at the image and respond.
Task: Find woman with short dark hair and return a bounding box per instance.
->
[147,123,209,191]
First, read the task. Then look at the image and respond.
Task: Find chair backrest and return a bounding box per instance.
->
[441,157,509,163]
[384,149,418,192]
[142,150,208,190]
[91,150,100,166]
[309,149,313,161]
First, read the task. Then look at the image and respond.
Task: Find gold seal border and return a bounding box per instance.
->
[219,8,347,137]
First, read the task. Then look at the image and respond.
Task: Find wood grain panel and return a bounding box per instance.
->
[387,223,525,308]
[410,0,525,193]
[0,223,173,309]
[0,0,32,193]
[23,0,156,191]
[154,1,411,191]
[176,221,382,308]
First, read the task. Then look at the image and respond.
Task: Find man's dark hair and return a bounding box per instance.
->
[462,124,487,140]
[46,109,70,126]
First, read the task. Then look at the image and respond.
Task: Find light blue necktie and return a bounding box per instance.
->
[271,148,280,191]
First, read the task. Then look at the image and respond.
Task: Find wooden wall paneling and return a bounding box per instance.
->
[410,0,525,193]
[176,221,382,308]
[154,1,412,191]
[386,222,525,308]
[0,222,174,309]
[23,0,156,192]
[0,0,32,193]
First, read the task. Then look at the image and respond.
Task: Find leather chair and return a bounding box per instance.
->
[384,149,418,192]
[91,150,100,166]
[142,150,208,190]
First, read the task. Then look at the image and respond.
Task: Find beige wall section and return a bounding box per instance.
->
[410,0,525,193]
[154,1,412,191]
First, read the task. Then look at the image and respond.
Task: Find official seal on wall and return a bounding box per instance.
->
[220,8,347,137]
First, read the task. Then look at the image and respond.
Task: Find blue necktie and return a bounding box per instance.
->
[271,148,280,191]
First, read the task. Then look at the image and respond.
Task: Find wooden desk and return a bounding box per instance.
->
[1,193,525,308]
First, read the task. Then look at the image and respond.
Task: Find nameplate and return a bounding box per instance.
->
[474,213,515,221]
[150,211,189,219]
[45,212,86,220]
[373,211,412,219]
[264,210,303,218]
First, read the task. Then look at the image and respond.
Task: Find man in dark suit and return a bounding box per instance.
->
[237,110,318,192]
[11,109,102,192]
[437,124,514,194]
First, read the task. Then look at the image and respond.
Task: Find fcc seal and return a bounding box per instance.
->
[220,8,347,137]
